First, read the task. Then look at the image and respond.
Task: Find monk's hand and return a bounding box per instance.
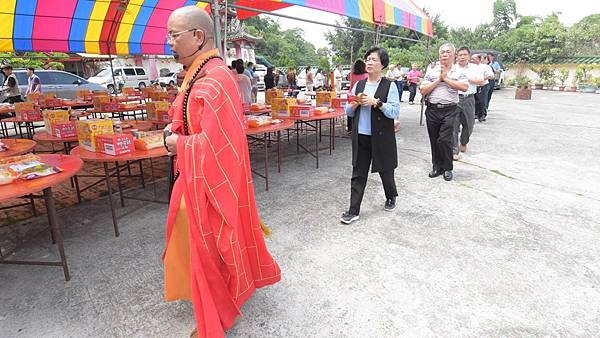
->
[165,133,179,155]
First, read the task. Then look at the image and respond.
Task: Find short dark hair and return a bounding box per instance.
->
[352,59,366,75]
[247,61,254,67]
[457,46,470,54]
[235,62,245,74]
[364,47,389,68]
[487,52,495,57]
[2,64,13,70]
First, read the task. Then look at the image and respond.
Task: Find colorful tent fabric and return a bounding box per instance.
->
[0,0,208,55]
[236,0,432,37]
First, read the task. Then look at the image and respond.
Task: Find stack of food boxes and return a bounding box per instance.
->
[26,92,41,104]
[92,95,119,112]
[43,110,76,139]
[316,91,334,107]
[265,89,283,105]
[148,90,169,101]
[41,93,62,107]
[76,119,114,151]
[14,102,41,121]
[146,101,170,123]
[76,89,94,101]
[270,98,297,117]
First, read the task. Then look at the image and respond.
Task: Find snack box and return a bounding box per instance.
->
[265,89,283,105]
[43,109,71,135]
[76,119,114,151]
[118,103,140,110]
[53,122,77,139]
[95,134,135,156]
[93,96,118,111]
[121,87,140,96]
[148,91,169,101]
[146,101,171,122]
[134,130,164,151]
[289,105,314,118]
[26,92,41,103]
[316,91,333,107]
[15,102,41,121]
[332,97,348,108]
[270,98,297,117]
[76,89,94,101]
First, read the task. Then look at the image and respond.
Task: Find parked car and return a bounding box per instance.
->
[254,64,267,91]
[12,69,106,99]
[87,66,150,94]
[157,72,176,87]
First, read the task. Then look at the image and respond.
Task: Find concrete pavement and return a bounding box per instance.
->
[1,88,599,337]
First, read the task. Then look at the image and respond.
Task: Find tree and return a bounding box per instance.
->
[566,14,600,55]
[243,16,320,67]
[492,0,517,33]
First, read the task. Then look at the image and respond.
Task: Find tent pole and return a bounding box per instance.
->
[211,0,223,56]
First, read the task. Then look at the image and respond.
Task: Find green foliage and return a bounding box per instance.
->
[566,14,600,56]
[0,52,65,70]
[514,75,532,87]
[575,64,596,83]
[592,76,600,88]
[243,17,320,67]
[558,68,569,86]
[493,0,517,33]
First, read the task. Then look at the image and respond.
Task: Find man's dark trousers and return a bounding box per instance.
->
[476,84,490,119]
[453,95,475,154]
[486,79,495,109]
[426,104,458,172]
[349,134,397,215]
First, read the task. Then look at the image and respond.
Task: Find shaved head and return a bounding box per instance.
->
[169,6,214,39]
[167,6,216,67]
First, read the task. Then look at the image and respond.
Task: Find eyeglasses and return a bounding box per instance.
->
[166,28,198,42]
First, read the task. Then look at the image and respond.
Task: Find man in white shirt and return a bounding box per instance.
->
[453,47,485,159]
[386,63,404,102]
[420,43,469,181]
[471,54,494,122]
[334,64,343,92]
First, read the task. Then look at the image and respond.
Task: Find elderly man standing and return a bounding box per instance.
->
[420,43,468,181]
[163,6,281,338]
[453,47,484,160]
[471,54,494,122]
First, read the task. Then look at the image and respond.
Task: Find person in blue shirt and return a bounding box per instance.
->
[487,52,502,109]
[341,47,400,224]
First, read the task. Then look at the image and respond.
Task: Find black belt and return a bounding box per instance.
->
[426,102,457,109]
[459,94,474,98]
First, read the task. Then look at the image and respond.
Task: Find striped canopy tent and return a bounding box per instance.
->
[235,0,433,37]
[0,0,209,56]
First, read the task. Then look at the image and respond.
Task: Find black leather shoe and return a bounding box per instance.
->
[384,197,396,212]
[428,168,443,178]
[443,170,453,181]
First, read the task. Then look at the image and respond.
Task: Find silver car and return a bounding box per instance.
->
[11,69,106,99]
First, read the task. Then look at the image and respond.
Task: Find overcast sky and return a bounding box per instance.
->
[267,0,600,49]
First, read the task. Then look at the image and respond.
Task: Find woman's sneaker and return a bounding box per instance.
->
[340,211,359,224]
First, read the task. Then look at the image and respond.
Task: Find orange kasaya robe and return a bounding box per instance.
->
[163,49,281,338]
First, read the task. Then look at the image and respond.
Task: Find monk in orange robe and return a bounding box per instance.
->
[163,7,281,338]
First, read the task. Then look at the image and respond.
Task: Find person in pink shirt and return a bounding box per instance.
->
[406,63,422,105]
[347,59,368,133]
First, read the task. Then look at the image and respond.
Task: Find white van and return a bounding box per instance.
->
[88,66,150,94]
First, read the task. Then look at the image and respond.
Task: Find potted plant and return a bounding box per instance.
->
[531,66,544,89]
[570,79,578,92]
[514,76,532,100]
[557,68,569,91]
[576,64,598,93]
